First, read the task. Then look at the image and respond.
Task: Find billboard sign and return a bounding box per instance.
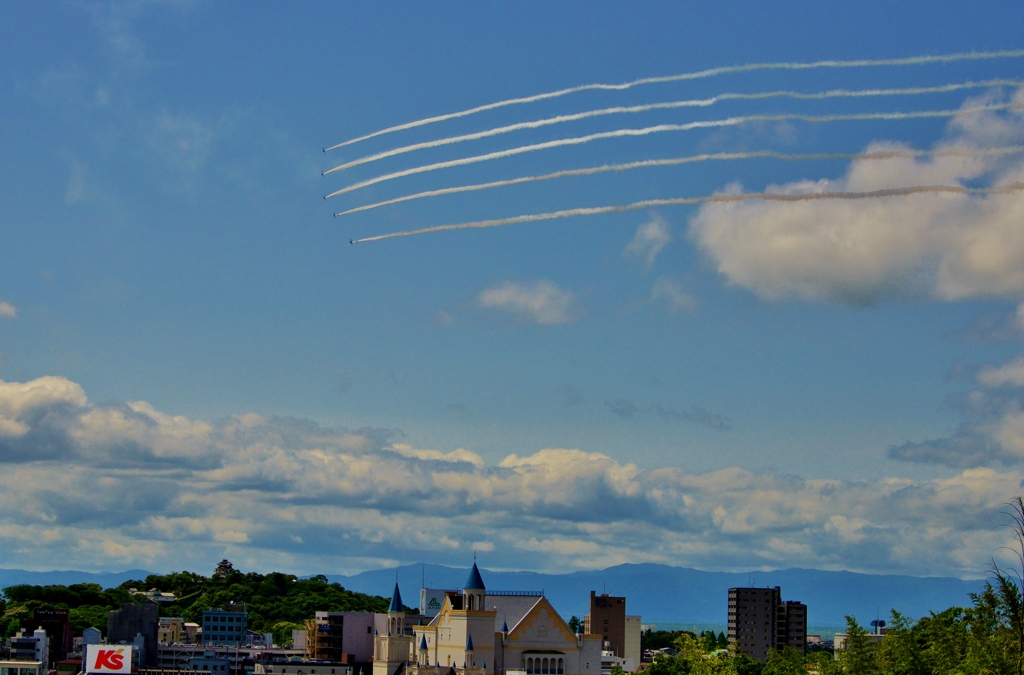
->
[420,589,447,617]
[85,645,132,674]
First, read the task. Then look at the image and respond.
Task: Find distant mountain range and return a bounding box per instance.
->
[0,563,986,627]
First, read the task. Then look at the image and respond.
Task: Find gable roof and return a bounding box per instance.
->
[506,596,577,644]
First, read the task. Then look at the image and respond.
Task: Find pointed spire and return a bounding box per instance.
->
[420,635,428,650]
[502,621,508,633]
[464,562,485,590]
[389,582,404,612]
[465,634,474,651]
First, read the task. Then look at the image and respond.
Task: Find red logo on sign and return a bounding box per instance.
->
[94,649,125,670]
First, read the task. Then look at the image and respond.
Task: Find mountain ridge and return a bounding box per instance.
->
[0,563,986,627]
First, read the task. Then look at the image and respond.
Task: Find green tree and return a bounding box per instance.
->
[838,616,879,675]
[568,616,580,633]
[271,621,306,647]
[763,647,804,675]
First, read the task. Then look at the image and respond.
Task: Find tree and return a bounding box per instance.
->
[568,616,580,633]
[837,616,878,675]
[988,496,1024,675]
[762,648,803,675]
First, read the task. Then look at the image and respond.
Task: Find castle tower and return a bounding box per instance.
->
[463,563,486,611]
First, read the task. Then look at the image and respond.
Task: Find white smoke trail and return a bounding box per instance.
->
[328,79,1023,172]
[325,50,1024,151]
[334,145,1024,217]
[350,182,1024,243]
[324,102,1022,197]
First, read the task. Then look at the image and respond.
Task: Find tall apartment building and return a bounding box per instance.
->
[584,592,641,671]
[585,592,625,658]
[727,587,807,663]
[23,609,73,665]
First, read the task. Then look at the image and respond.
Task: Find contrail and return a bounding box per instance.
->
[334,145,1024,217]
[350,182,1024,243]
[325,50,1024,150]
[324,102,1022,197]
[327,80,1023,173]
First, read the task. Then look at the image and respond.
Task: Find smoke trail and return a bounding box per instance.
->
[334,146,1024,216]
[324,102,1022,197]
[325,50,1024,151]
[328,80,1023,172]
[350,182,1024,243]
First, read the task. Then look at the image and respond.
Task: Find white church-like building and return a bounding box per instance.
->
[372,563,603,675]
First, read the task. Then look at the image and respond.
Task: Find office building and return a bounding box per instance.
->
[202,607,247,646]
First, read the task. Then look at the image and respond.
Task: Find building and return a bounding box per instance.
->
[305,610,383,663]
[0,660,43,675]
[727,587,807,663]
[23,609,73,665]
[8,630,47,668]
[213,560,235,578]
[833,623,885,660]
[406,562,603,675]
[254,660,353,675]
[584,593,624,659]
[776,602,807,653]
[188,651,232,674]
[159,619,186,646]
[622,617,640,672]
[202,607,247,646]
[83,627,103,648]
[108,600,160,666]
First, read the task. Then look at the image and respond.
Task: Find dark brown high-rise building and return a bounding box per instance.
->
[22,609,73,665]
[584,591,626,658]
[727,587,807,663]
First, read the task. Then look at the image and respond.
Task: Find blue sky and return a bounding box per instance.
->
[2,1,1024,578]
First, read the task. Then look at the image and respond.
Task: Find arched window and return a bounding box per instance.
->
[543,658,549,674]
[558,659,564,674]
[526,658,533,674]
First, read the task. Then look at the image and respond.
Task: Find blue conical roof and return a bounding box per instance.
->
[502,621,508,633]
[389,582,403,612]
[464,562,485,590]
[465,634,474,651]
[420,635,428,650]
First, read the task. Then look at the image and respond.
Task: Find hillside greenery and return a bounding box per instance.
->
[1,570,406,641]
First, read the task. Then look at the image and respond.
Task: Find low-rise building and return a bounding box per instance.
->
[0,661,42,675]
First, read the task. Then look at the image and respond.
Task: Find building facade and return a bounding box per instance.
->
[727,587,807,663]
[584,593,625,659]
[108,601,160,666]
[201,607,247,646]
[402,563,602,675]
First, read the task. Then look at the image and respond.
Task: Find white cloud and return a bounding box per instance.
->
[650,277,697,313]
[690,88,1024,305]
[477,280,579,325]
[624,214,671,269]
[0,374,1022,576]
[978,354,1024,387]
[0,302,16,319]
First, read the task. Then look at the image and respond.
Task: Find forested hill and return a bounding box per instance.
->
[1,570,408,645]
